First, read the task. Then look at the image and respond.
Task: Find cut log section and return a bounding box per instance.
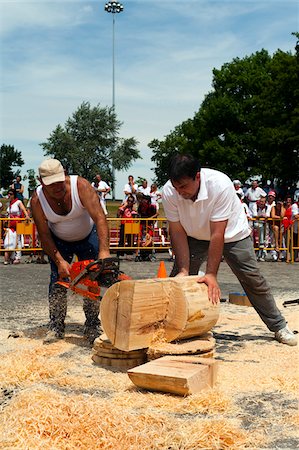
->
[92,334,147,366]
[100,276,219,352]
[92,354,145,370]
[128,356,218,396]
[147,332,216,361]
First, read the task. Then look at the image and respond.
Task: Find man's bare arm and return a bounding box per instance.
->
[197,219,227,304]
[77,177,110,259]
[168,221,190,276]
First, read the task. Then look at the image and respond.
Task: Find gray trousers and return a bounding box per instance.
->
[170,236,286,332]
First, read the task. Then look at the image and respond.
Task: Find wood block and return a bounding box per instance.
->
[92,353,146,370]
[229,292,252,307]
[127,356,218,396]
[100,276,219,352]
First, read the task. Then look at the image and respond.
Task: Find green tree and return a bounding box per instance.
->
[150,40,299,188]
[40,102,140,196]
[26,169,38,198]
[0,144,24,190]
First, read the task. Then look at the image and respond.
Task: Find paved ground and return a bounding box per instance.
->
[1,254,298,449]
[0,253,298,332]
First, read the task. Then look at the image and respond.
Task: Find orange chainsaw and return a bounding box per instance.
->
[56,257,131,300]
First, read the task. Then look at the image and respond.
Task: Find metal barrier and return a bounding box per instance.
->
[0,217,171,254]
[1,216,298,262]
[249,217,299,263]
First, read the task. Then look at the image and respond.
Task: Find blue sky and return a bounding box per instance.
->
[1,0,298,199]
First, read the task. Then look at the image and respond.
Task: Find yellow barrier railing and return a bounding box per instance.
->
[0,217,171,254]
[249,217,299,263]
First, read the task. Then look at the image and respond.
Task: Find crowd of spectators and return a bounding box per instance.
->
[1,172,298,264]
[233,179,299,262]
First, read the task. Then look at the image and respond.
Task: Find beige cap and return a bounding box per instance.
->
[39,159,65,185]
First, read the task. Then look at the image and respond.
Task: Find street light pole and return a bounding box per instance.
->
[105,1,124,200]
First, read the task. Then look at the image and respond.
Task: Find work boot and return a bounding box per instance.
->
[43,329,65,344]
[83,323,102,345]
[275,325,297,346]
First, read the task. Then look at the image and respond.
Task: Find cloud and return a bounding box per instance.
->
[1,0,297,198]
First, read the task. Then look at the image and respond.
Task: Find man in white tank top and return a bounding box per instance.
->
[31,159,111,344]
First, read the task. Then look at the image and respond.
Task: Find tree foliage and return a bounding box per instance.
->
[26,169,38,197]
[150,39,299,188]
[0,144,24,190]
[40,102,140,188]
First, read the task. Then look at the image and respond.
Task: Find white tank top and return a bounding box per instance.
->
[37,175,94,241]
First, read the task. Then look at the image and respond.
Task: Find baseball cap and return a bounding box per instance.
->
[268,190,276,197]
[39,159,65,185]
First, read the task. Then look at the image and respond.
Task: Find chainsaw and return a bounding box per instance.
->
[56,257,131,300]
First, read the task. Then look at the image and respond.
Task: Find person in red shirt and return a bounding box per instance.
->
[117,195,138,258]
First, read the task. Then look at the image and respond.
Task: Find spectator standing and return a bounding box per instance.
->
[10,175,24,202]
[255,197,272,261]
[91,174,111,216]
[233,180,244,199]
[162,153,296,346]
[117,195,138,259]
[271,201,285,258]
[123,175,138,202]
[31,159,111,344]
[291,199,299,261]
[150,183,162,212]
[138,179,151,196]
[245,180,267,217]
[5,189,30,264]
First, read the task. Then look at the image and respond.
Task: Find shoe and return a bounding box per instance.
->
[13,259,20,265]
[83,324,102,344]
[275,325,297,346]
[43,329,65,344]
[4,261,9,265]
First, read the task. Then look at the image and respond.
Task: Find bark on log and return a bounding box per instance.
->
[100,276,219,352]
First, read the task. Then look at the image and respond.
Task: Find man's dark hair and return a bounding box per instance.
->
[168,154,201,181]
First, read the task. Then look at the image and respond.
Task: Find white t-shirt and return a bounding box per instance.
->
[245,186,267,202]
[162,168,250,243]
[138,186,151,196]
[123,182,138,200]
[91,180,110,200]
[292,203,299,233]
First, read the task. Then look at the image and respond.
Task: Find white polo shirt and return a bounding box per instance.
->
[162,168,250,243]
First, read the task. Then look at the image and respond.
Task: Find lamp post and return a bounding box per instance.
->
[105,1,124,200]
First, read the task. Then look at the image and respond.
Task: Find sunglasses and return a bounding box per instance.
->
[8,193,14,196]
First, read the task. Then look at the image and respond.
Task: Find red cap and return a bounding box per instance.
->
[268,191,276,197]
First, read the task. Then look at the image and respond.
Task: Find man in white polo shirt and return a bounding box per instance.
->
[162,154,297,346]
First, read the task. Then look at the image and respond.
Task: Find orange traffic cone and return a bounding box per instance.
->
[157,261,167,278]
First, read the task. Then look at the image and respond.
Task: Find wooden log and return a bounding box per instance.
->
[92,354,146,370]
[127,356,218,396]
[100,276,219,352]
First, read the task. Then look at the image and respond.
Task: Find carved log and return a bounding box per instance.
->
[100,276,219,352]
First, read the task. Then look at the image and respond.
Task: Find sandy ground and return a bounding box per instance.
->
[0,255,298,449]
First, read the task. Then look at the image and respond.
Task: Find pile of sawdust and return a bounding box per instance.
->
[0,386,247,450]
[0,298,298,449]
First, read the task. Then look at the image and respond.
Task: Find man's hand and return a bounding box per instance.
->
[197,273,220,305]
[57,260,71,279]
[98,250,111,260]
